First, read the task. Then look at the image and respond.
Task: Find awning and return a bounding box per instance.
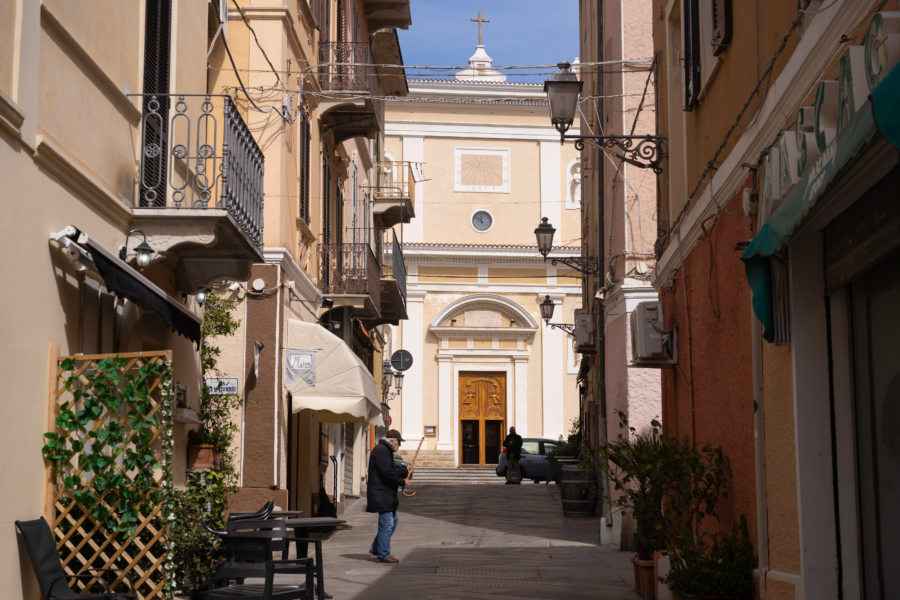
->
[741,62,900,341]
[53,227,202,346]
[284,319,381,424]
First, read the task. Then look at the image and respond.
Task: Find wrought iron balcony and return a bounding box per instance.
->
[373,162,417,227]
[374,228,408,326]
[318,243,381,318]
[131,94,265,292]
[317,42,384,143]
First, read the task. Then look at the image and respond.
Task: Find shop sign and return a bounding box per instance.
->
[284,348,317,387]
[205,377,239,395]
[758,12,900,224]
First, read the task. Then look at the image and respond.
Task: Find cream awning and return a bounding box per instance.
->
[284,319,381,423]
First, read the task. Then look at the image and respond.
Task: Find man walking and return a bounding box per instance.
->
[503,426,523,484]
[367,429,412,563]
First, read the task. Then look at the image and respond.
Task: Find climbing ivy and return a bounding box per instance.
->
[42,356,171,536]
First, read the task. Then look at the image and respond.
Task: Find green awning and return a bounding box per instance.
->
[741,62,900,342]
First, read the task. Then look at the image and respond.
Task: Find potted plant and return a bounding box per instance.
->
[547,418,583,484]
[166,474,225,598]
[601,412,687,599]
[661,440,755,600]
[187,291,242,471]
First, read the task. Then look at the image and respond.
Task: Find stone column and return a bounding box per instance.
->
[540,293,566,439]
[514,356,529,437]
[401,291,426,442]
[436,354,454,450]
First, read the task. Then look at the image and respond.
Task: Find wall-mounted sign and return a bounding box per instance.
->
[205,377,239,395]
[284,348,317,387]
[391,349,413,372]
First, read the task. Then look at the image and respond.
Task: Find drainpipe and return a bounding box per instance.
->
[752,304,770,583]
[595,0,612,527]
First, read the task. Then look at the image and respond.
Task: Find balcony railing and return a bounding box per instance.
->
[382,228,407,303]
[319,243,381,308]
[374,161,416,205]
[318,41,378,95]
[138,94,264,250]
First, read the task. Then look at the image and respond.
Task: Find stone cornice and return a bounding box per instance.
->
[263,247,319,302]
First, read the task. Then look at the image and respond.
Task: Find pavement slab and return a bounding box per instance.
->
[312,481,642,600]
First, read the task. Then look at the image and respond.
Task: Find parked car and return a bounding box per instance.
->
[495,438,560,483]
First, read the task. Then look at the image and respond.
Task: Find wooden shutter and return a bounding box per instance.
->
[682,0,701,111]
[141,0,172,207]
[711,0,732,57]
[299,112,311,224]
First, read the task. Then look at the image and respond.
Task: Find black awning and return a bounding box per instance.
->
[82,237,202,346]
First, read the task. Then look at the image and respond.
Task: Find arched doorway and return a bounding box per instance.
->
[458,371,506,465]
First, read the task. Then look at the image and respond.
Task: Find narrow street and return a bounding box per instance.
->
[319,482,641,599]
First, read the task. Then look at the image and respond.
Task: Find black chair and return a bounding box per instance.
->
[227,499,275,522]
[14,517,137,600]
[204,519,314,600]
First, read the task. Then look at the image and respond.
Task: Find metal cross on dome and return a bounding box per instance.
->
[471,11,490,46]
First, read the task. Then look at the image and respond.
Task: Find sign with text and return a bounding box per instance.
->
[284,348,317,388]
[205,377,239,395]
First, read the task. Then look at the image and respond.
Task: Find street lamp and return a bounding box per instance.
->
[382,360,394,390]
[534,217,601,275]
[544,62,666,173]
[119,229,155,268]
[539,295,575,336]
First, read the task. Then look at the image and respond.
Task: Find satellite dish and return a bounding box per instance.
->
[390,349,413,372]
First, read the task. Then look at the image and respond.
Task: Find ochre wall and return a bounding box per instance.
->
[661,190,756,535]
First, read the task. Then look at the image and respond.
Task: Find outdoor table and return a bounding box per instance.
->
[270,510,304,518]
[283,517,347,600]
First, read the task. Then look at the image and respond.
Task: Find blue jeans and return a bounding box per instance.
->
[370,510,399,560]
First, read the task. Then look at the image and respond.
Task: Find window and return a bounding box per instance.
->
[299,111,311,224]
[683,0,731,110]
[521,441,540,455]
[140,0,172,207]
[543,442,559,456]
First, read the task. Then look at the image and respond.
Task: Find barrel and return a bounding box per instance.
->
[559,464,597,517]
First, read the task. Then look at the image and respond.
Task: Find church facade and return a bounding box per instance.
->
[383,44,583,467]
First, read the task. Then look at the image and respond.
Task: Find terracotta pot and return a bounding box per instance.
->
[632,553,656,599]
[186,443,219,470]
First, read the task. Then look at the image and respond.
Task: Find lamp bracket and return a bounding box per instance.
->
[546,322,576,336]
[560,133,666,174]
[547,255,602,276]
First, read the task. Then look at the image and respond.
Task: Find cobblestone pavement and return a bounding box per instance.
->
[317,481,642,600]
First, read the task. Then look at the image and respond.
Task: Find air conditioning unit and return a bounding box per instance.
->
[573,308,595,353]
[630,301,676,367]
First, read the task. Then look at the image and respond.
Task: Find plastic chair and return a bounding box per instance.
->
[227,498,275,522]
[14,517,137,599]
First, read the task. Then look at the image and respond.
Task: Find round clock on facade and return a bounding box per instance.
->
[471,210,493,232]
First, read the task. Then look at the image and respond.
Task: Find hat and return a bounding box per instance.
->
[386,429,405,442]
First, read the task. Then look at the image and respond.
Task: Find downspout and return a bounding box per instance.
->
[595,0,612,527]
[752,304,770,587]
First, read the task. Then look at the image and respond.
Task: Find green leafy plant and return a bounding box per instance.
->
[665,515,756,598]
[166,472,225,594]
[42,356,171,536]
[601,411,687,560]
[191,290,242,457]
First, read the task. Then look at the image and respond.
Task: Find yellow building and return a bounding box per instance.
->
[383,42,583,469]
[2,0,410,596]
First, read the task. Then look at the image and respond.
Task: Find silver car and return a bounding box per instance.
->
[495,438,560,483]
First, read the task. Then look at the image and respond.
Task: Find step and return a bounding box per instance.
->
[409,467,505,485]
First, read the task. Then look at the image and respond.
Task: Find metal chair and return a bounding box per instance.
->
[227,498,275,522]
[204,518,315,600]
[14,517,137,599]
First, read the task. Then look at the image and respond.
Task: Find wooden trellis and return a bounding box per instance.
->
[47,351,174,599]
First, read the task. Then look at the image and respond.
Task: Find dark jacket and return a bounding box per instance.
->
[503,432,523,460]
[366,439,409,513]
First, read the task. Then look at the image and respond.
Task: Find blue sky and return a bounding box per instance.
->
[397,1,579,82]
